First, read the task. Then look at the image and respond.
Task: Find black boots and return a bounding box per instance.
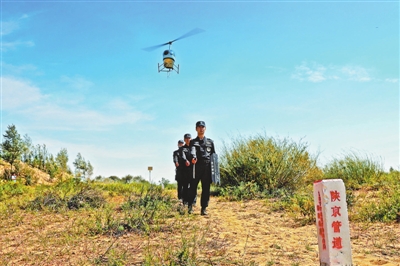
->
[188,206,208,215]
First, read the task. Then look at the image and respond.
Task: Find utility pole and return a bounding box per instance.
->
[148,166,153,183]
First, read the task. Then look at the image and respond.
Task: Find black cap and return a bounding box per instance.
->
[196,121,206,127]
[184,133,191,139]
[178,140,184,144]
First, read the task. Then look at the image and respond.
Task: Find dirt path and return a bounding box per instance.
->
[197,199,400,266]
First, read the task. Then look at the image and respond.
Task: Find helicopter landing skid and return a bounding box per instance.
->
[158,63,179,74]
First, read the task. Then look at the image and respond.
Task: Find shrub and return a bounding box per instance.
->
[94,182,151,196]
[121,185,175,233]
[15,163,40,185]
[217,181,262,201]
[352,186,400,222]
[90,185,176,237]
[350,170,400,222]
[27,191,65,211]
[26,179,106,211]
[0,182,29,201]
[67,187,106,209]
[280,188,316,226]
[323,152,384,190]
[220,134,321,194]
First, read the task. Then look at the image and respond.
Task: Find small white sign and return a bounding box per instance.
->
[313,179,353,266]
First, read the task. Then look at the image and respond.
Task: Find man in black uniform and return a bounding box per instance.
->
[173,140,184,202]
[180,133,194,206]
[188,121,216,215]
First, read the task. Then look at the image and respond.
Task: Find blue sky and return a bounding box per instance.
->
[1,1,399,183]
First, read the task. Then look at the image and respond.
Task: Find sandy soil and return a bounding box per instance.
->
[204,199,400,265]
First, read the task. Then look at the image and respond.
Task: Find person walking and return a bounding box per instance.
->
[173,140,184,202]
[188,121,216,215]
[180,133,197,206]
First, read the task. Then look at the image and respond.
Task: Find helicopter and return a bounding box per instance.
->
[143,28,205,74]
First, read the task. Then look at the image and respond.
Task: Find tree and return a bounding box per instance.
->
[45,154,58,179]
[108,175,120,182]
[1,124,24,175]
[21,134,33,164]
[31,144,49,170]
[56,148,70,173]
[73,153,87,178]
[160,177,170,188]
[73,153,94,179]
[122,174,133,183]
[86,161,93,179]
[132,175,148,184]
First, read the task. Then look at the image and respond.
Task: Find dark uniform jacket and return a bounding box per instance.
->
[173,149,180,167]
[190,136,215,163]
[180,144,193,164]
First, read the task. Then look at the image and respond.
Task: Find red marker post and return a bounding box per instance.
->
[313,179,353,266]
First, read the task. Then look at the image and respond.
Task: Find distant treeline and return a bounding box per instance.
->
[0,124,92,182]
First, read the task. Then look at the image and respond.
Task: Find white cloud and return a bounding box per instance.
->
[340,65,371,82]
[2,62,41,76]
[291,62,327,82]
[107,98,135,111]
[1,76,44,109]
[385,78,399,83]
[60,75,94,91]
[292,62,373,83]
[1,41,35,51]
[1,14,30,36]
[20,14,30,20]
[2,76,152,131]
[1,21,20,36]
[1,15,34,52]
[23,104,150,130]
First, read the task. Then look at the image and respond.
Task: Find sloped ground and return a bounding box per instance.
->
[1,197,399,265]
[0,161,53,185]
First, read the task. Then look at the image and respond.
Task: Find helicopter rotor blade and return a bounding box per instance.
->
[142,42,170,52]
[169,27,205,44]
[142,28,205,52]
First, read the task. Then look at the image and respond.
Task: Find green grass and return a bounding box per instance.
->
[219,134,321,195]
[323,151,384,190]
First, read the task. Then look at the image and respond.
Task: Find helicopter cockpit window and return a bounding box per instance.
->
[163,50,169,55]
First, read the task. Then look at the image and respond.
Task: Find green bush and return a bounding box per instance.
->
[67,187,106,209]
[220,134,321,194]
[0,182,29,201]
[26,179,106,211]
[54,177,83,198]
[93,181,151,196]
[27,191,65,211]
[90,185,176,237]
[351,170,400,222]
[323,152,384,190]
[279,188,315,226]
[353,186,400,222]
[121,185,175,234]
[217,181,262,201]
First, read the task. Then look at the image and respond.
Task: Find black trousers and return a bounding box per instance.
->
[176,168,184,200]
[181,166,192,205]
[188,161,211,209]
